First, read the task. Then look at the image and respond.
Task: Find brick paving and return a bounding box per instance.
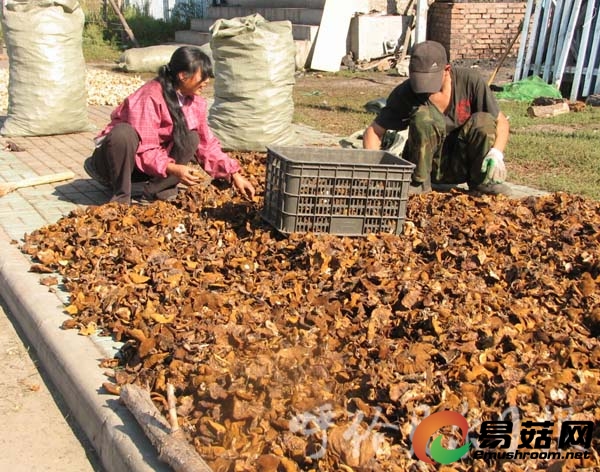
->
[0,104,351,244]
[0,102,172,472]
[0,107,547,242]
[0,106,113,241]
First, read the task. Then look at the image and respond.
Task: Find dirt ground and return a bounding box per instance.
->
[0,299,102,472]
[327,57,516,87]
[290,57,517,137]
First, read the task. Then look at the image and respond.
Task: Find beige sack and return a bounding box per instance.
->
[118,44,213,73]
[208,14,297,151]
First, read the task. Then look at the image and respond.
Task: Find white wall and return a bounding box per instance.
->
[350,14,411,61]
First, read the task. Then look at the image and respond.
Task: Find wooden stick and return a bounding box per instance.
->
[357,55,394,72]
[397,1,416,65]
[393,0,415,61]
[166,383,180,433]
[120,384,213,472]
[107,0,140,48]
[0,171,75,197]
[488,20,523,86]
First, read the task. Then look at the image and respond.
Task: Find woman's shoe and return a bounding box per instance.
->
[83,157,111,187]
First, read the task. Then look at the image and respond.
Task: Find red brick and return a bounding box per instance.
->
[428,1,526,60]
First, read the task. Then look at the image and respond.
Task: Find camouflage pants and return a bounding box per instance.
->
[399,105,497,186]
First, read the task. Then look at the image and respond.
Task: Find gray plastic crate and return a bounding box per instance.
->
[262,146,415,236]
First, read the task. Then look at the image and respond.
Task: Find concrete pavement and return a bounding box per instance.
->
[0,298,101,472]
[0,105,172,471]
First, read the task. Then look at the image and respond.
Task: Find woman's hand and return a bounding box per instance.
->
[231,172,255,201]
[166,163,202,186]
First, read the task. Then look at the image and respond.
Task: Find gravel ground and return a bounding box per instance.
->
[0,67,145,110]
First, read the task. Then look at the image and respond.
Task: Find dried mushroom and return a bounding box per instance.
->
[22,152,600,471]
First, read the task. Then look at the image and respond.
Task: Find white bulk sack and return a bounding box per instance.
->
[209,14,296,151]
[1,0,92,136]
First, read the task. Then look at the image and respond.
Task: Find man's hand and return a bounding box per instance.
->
[481,148,506,184]
[231,172,256,201]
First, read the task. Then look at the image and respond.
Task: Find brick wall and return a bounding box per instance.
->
[428,1,526,60]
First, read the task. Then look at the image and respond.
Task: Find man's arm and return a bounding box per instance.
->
[363,121,387,149]
[465,68,510,153]
[493,111,510,153]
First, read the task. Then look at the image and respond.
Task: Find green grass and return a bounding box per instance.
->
[292,72,393,137]
[124,12,187,47]
[293,78,600,200]
[81,5,186,62]
[82,23,121,62]
[499,100,600,199]
[507,133,600,199]
[500,100,600,128]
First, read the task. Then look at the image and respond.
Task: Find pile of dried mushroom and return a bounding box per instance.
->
[21,152,600,471]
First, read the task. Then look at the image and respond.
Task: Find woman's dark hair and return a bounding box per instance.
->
[156,46,214,151]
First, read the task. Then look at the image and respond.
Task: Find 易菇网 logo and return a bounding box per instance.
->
[412,409,593,465]
[413,411,471,464]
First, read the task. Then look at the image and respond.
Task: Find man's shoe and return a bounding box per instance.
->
[408,180,432,196]
[471,182,513,196]
[84,157,110,187]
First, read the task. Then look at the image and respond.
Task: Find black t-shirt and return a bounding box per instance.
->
[375,67,500,134]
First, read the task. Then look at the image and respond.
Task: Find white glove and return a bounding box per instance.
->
[481,148,507,184]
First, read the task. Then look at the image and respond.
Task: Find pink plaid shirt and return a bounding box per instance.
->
[96,79,241,179]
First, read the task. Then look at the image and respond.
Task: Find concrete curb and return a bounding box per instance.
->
[0,226,170,472]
